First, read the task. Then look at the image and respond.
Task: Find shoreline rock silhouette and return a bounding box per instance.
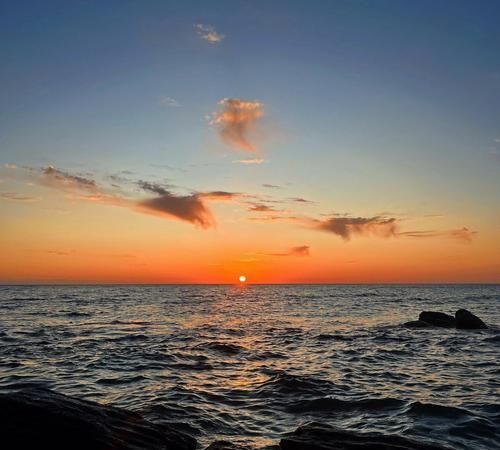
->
[2,388,452,450]
[1,388,196,450]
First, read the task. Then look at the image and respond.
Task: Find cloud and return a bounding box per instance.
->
[247,202,281,213]
[211,98,264,152]
[160,96,180,107]
[270,245,310,257]
[234,158,266,164]
[248,214,301,223]
[46,250,75,256]
[37,167,220,229]
[137,180,171,196]
[314,216,399,241]
[41,166,97,192]
[137,193,214,229]
[262,184,281,189]
[289,197,313,204]
[198,191,240,201]
[3,164,17,169]
[0,192,37,202]
[195,24,224,44]
[398,227,477,242]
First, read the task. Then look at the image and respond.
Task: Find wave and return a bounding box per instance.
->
[196,342,245,355]
[407,401,473,418]
[97,375,147,385]
[64,311,92,317]
[317,333,353,342]
[256,371,347,397]
[287,396,405,413]
[107,334,150,342]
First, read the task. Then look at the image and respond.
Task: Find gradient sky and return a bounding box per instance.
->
[1,0,500,283]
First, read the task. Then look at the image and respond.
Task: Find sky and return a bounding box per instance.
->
[1,0,500,284]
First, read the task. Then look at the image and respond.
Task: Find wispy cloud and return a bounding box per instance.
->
[247,203,280,213]
[36,166,238,229]
[270,245,310,257]
[195,24,224,44]
[289,197,314,204]
[398,227,477,242]
[313,216,399,241]
[198,191,240,201]
[160,96,180,107]
[262,183,280,189]
[211,98,264,152]
[0,192,37,202]
[248,214,301,223]
[3,163,17,169]
[234,158,266,164]
[41,166,97,192]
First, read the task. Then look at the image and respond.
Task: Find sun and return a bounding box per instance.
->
[239,275,247,283]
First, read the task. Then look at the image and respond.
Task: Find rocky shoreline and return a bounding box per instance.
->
[2,387,452,450]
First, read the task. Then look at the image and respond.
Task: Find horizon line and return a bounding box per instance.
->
[1,282,499,287]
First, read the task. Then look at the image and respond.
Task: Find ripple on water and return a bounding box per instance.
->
[0,284,499,450]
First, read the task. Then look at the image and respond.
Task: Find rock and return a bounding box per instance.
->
[418,311,456,328]
[0,388,197,450]
[455,309,487,330]
[403,320,432,328]
[205,441,279,450]
[279,422,450,450]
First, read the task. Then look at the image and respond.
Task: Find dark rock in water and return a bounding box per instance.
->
[279,422,450,450]
[0,388,197,450]
[205,441,278,450]
[404,320,432,328]
[455,309,487,330]
[418,311,456,328]
[206,441,254,450]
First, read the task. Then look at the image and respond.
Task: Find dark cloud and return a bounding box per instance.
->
[262,183,280,189]
[315,216,399,240]
[198,191,240,201]
[247,203,280,212]
[41,166,97,192]
[138,193,214,229]
[289,197,313,204]
[398,227,477,242]
[137,180,171,196]
[270,245,310,257]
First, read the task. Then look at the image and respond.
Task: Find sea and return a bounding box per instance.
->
[0,284,499,449]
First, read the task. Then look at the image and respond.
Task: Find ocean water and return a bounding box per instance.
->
[0,284,499,449]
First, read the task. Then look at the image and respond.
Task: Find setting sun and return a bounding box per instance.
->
[239,275,247,283]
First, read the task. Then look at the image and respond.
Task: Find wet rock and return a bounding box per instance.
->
[0,388,197,450]
[455,309,487,330]
[279,422,450,450]
[418,311,456,328]
[403,320,432,328]
[205,441,279,450]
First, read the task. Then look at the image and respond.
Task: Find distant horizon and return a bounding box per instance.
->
[2,282,500,286]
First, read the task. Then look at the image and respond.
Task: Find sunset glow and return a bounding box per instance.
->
[0,2,499,284]
[239,275,247,283]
